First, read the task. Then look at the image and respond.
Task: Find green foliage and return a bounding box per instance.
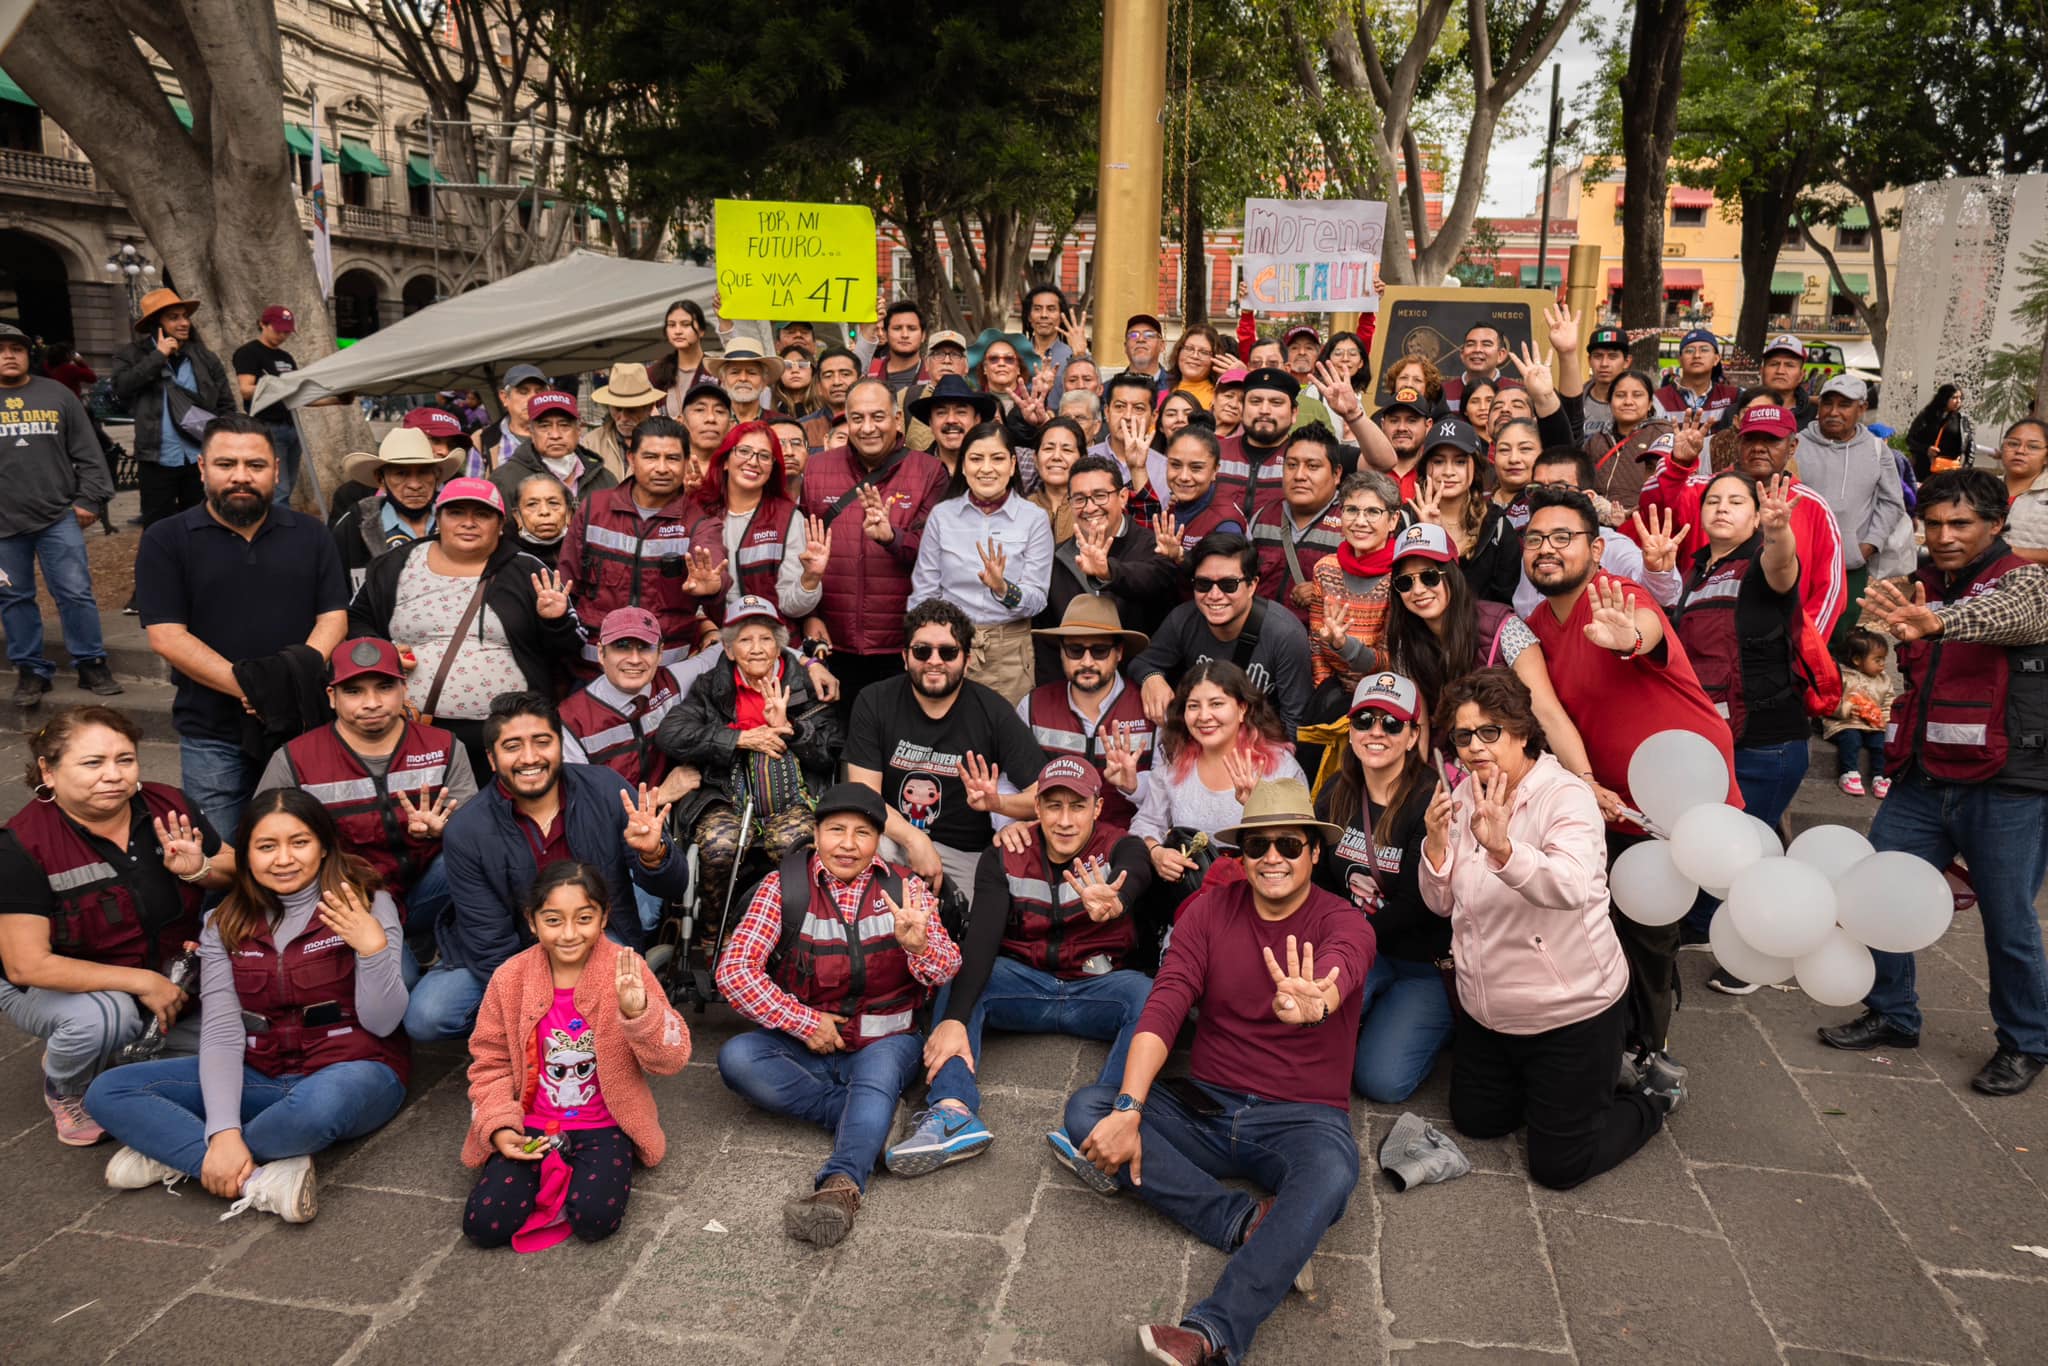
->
[1978,240,2048,427]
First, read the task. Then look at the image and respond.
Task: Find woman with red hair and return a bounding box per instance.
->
[687,421,829,623]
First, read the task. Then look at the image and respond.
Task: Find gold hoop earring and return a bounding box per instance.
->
[33,783,55,803]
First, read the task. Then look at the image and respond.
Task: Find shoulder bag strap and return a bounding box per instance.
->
[1278,516,1309,586]
[824,447,911,524]
[419,569,493,721]
[1230,598,1266,672]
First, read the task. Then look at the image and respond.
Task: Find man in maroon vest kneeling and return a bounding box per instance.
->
[883,754,1154,1180]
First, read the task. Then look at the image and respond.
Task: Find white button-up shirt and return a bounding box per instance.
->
[908,490,1055,625]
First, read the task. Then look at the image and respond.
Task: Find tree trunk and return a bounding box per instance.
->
[1618,0,1691,369]
[2034,330,2048,419]
[1182,182,1208,327]
[8,0,369,504]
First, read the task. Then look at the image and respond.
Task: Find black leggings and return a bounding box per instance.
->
[463,1124,635,1247]
[1449,995,1662,1192]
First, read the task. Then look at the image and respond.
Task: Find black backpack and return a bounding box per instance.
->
[762,840,967,975]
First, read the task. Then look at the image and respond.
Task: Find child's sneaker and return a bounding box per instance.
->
[105,1145,183,1190]
[221,1156,316,1223]
[1873,776,1892,799]
[1838,773,1866,797]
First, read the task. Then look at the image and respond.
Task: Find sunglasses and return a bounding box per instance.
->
[909,643,963,662]
[1061,641,1117,661]
[1392,569,1446,594]
[1191,575,1246,595]
[1241,833,1310,860]
[1450,724,1505,748]
[1349,711,1411,735]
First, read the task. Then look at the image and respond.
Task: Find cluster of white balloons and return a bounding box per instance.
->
[1608,730,1955,1007]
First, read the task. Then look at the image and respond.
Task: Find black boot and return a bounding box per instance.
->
[76,661,124,696]
[13,667,49,710]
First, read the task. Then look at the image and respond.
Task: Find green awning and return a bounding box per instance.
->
[1518,265,1563,287]
[1769,270,1804,294]
[170,97,193,130]
[1841,205,1870,229]
[1831,272,1871,297]
[337,137,390,177]
[284,123,314,157]
[406,154,446,187]
[584,203,608,222]
[0,69,34,108]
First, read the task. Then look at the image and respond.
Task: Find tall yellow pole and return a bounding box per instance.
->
[1094,0,1169,368]
[1566,243,1604,348]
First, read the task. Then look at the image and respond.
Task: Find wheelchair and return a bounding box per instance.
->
[644,796,779,1013]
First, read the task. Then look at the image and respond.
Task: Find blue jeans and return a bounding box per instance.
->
[1064,1079,1359,1364]
[717,1029,921,1192]
[0,515,105,676]
[1835,729,1884,781]
[1863,775,2048,1056]
[927,957,1153,1114]
[84,1056,406,1176]
[1683,738,1812,937]
[1353,955,1454,1103]
[178,736,259,845]
[268,421,302,506]
[404,965,487,1042]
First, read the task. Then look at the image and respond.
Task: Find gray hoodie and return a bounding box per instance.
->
[1793,422,1905,570]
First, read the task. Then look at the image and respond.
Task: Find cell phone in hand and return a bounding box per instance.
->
[1432,751,1457,795]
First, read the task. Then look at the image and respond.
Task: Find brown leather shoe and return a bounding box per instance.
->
[1138,1323,1223,1365]
[783,1173,861,1247]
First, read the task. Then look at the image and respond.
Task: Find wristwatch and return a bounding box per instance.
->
[1112,1092,1145,1115]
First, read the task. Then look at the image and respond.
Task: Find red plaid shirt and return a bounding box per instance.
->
[714,853,959,1038]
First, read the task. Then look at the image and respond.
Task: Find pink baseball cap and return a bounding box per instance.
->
[402,407,465,439]
[1215,366,1250,390]
[434,477,505,514]
[1035,755,1102,800]
[599,607,661,646]
[1737,404,1797,440]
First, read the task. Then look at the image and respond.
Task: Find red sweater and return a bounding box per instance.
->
[1136,880,1374,1110]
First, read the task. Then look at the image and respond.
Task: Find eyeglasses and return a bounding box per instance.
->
[1350,711,1410,735]
[1190,575,1246,595]
[1071,490,1119,508]
[1127,329,1160,341]
[1061,641,1117,661]
[1450,724,1505,749]
[1241,833,1310,860]
[1391,569,1446,594]
[1341,505,1389,522]
[1525,529,1592,550]
[730,445,775,466]
[909,643,963,662]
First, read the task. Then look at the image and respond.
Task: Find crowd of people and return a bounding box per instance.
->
[1,281,2045,1366]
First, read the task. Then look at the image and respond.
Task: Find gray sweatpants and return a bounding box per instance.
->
[0,982,201,1095]
[881,838,983,910]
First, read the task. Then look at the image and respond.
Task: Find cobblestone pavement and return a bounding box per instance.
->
[0,677,2045,1363]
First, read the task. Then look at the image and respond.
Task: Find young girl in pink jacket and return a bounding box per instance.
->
[1418,668,1676,1193]
[462,862,691,1251]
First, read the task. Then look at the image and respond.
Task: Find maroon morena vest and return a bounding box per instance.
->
[227,902,411,1085]
[7,783,202,972]
[996,824,1138,977]
[281,721,455,900]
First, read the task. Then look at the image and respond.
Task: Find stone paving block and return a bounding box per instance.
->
[1935,1272,2048,1366]
[208,1187,461,1308]
[566,1324,782,1364]
[83,1169,269,1249]
[1694,1166,1973,1362]
[614,1150,825,1340]
[1543,1210,1775,1364]
[350,1213,660,1365]
[324,1076,474,1202]
[1667,1012,1849,1173]
[1805,1072,2048,1272]
[1906,944,1999,1012]
[0,1127,119,1263]
[974,1028,1090,1097]
[800,1230,1007,1364]
[1743,984,1940,1079]
[633,1061,786,1195]
[1916,1009,2046,1098]
[1379,1170,1566,1349]
[104,1291,366,1365]
[1390,1345,1572,1364]
[1529,1128,1715,1232]
[1181,1245,1389,1362]
[0,1232,218,1364]
[1002,1185,1192,1361]
[1676,947,1748,1013]
[861,1088,1064,1238]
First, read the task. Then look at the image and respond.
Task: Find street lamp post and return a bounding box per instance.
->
[103,241,159,322]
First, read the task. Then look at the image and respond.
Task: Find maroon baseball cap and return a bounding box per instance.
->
[261,305,296,335]
[1737,404,1797,439]
[526,389,580,422]
[330,637,404,685]
[402,407,464,440]
[1282,324,1321,348]
[1035,755,1102,800]
[599,606,661,646]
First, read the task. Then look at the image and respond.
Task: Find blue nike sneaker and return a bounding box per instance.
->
[884,1106,994,1177]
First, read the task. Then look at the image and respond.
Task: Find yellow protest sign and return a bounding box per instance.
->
[713,199,878,323]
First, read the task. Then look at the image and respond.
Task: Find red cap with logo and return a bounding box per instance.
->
[599,606,661,646]
[1736,404,1796,439]
[261,305,296,335]
[1035,755,1102,800]
[526,390,580,423]
[331,637,404,684]
[402,407,464,439]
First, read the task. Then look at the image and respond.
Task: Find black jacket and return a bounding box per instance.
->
[110,336,234,465]
[333,493,433,589]
[488,438,617,510]
[1035,519,1181,682]
[655,650,842,829]
[346,537,584,695]
[1459,504,1523,607]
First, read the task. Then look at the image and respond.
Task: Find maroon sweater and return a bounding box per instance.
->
[1136,880,1375,1110]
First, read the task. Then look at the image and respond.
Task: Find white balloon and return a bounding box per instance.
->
[1728,856,1838,960]
[1709,903,1794,985]
[1794,930,1878,1007]
[1786,824,1876,883]
[1610,840,1701,927]
[1627,730,1730,832]
[1669,803,1763,894]
[1747,814,1784,860]
[1836,851,1954,953]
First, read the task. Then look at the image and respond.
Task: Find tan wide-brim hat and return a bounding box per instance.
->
[341,427,463,488]
[592,361,662,408]
[134,287,202,330]
[1029,593,1149,652]
[1214,778,1345,847]
[707,339,784,387]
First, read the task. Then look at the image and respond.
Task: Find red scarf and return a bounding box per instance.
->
[1336,536,1396,579]
[729,657,785,730]
[967,489,1009,515]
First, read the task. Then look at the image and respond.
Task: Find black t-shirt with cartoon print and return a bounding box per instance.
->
[1313,782,1446,964]
[846,675,1047,851]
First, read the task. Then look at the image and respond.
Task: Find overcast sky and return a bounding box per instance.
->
[1479,5,1618,216]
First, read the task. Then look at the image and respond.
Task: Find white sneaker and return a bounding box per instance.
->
[221,1155,317,1223]
[105,1145,183,1191]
